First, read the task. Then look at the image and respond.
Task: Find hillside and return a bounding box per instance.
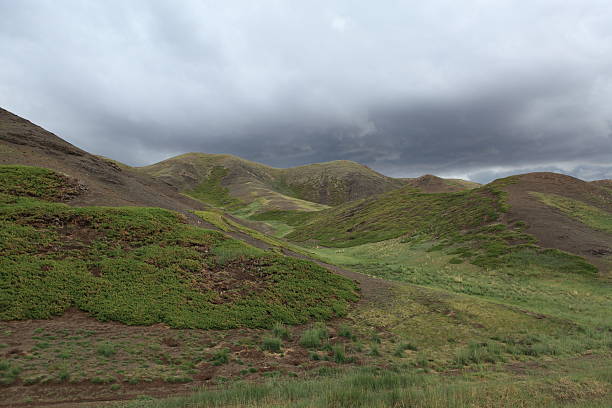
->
[138,153,406,211]
[260,172,611,272]
[0,108,203,213]
[591,179,612,192]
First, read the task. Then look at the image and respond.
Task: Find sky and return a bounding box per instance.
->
[1,1,611,183]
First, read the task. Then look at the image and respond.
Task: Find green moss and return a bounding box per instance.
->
[0,165,81,200]
[0,167,358,329]
[186,166,243,209]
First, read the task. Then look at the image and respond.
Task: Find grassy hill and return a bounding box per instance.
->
[140,154,481,213]
[0,165,358,329]
[256,173,610,273]
[138,153,406,212]
[0,108,204,212]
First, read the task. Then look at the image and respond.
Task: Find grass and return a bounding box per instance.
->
[284,184,509,247]
[193,210,233,231]
[97,342,117,358]
[116,358,612,407]
[299,325,329,349]
[272,323,291,340]
[531,191,612,234]
[311,239,610,330]
[186,166,244,209]
[261,337,282,353]
[0,165,83,200]
[0,165,358,329]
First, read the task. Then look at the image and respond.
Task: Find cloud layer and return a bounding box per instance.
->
[1,0,611,182]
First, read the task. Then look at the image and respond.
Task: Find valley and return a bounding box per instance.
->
[0,108,611,407]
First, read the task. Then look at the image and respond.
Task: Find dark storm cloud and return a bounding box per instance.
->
[1,0,611,182]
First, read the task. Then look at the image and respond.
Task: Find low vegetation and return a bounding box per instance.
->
[531,191,612,234]
[276,184,510,247]
[185,166,243,209]
[0,165,358,329]
[118,359,612,408]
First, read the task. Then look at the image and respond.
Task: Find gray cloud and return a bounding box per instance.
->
[1,0,611,182]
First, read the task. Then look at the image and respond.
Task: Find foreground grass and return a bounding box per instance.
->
[310,239,611,331]
[118,358,612,408]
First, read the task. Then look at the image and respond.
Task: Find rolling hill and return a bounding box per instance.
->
[402,174,481,193]
[1,107,611,407]
[140,154,481,213]
[258,172,611,273]
[138,153,407,211]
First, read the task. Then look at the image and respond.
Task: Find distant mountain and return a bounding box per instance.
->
[402,174,480,193]
[138,153,406,211]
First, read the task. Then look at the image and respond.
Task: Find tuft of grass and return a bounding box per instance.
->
[261,337,282,353]
[272,323,291,340]
[454,342,507,366]
[210,349,230,366]
[338,325,355,340]
[331,344,348,363]
[300,325,329,349]
[97,342,117,358]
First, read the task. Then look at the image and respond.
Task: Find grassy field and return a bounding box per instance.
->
[309,238,610,329]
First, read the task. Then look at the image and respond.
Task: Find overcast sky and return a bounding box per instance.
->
[1,1,611,182]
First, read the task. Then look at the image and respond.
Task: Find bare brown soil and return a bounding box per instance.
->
[0,300,384,408]
[502,172,612,272]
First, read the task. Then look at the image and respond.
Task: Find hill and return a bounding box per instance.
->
[261,172,611,272]
[402,174,480,193]
[0,108,203,213]
[138,153,406,211]
[591,179,612,192]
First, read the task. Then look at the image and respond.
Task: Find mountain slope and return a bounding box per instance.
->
[0,108,203,213]
[138,153,406,211]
